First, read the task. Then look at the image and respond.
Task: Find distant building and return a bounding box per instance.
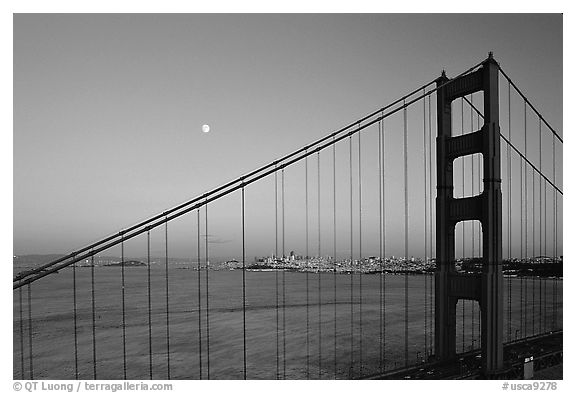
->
[223,259,242,269]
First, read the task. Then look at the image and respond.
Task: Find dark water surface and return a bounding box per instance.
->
[13,267,562,379]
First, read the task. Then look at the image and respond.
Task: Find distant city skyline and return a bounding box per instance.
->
[14,14,562,259]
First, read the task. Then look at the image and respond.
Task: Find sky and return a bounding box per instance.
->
[13,14,563,260]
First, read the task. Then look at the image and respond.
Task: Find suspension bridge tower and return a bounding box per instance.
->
[434,53,504,376]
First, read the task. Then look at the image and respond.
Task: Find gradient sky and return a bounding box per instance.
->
[13,14,562,259]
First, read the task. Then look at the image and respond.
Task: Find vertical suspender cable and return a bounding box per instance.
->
[242,185,247,380]
[27,284,33,379]
[403,100,409,367]
[423,89,428,357]
[304,155,310,380]
[471,95,475,258]
[91,253,97,379]
[165,218,171,379]
[429,95,434,354]
[532,164,536,335]
[382,114,388,370]
[543,171,547,331]
[274,168,279,379]
[461,98,465,352]
[507,81,512,342]
[281,169,286,379]
[538,119,543,334]
[305,154,310,379]
[349,135,354,377]
[73,257,78,379]
[358,126,363,376]
[333,138,337,379]
[147,230,153,379]
[519,100,524,338]
[197,210,203,379]
[317,152,322,379]
[470,94,475,349]
[550,142,554,330]
[530,165,536,335]
[523,100,528,337]
[121,235,127,379]
[205,203,210,379]
[524,100,535,336]
[19,287,24,379]
[477,109,482,343]
[553,136,557,329]
[378,114,384,373]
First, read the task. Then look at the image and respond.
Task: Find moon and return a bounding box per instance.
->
[202,124,210,133]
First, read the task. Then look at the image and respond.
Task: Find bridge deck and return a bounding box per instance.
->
[364,331,562,380]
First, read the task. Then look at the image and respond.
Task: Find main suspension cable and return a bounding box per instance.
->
[497,65,562,143]
[462,95,561,195]
[16,60,489,289]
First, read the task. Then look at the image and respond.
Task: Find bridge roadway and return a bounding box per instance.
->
[364,331,562,380]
